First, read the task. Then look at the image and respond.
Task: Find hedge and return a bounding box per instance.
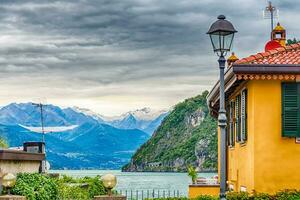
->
[146,190,300,200]
[8,173,107,200]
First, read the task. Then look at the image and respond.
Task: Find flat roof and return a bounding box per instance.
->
[0,149,45,161]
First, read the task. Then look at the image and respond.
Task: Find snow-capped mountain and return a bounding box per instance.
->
[0,103,168,135]
[107,107,168,122]
[0,102,151,169]
[71,106,105,123]
[0,103,97,126]
[74,107,169,134]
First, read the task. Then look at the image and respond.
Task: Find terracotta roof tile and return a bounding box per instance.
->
[290,43,300,48]
[268,49,278,55]
[276,47,286,52]
[261,51,271,57]
[286,45,294,50]
[235,43,300,65]
[252,54,263,59]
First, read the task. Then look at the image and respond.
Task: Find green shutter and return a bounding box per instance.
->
[241,89,247,142]
[226,104,231,146]
[230,101,235,146]
[282,83,300,137]
[235,95,241,142]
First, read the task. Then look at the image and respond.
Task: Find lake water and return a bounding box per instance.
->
[51,170,216,197]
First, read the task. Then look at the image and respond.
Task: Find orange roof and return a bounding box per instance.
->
[235,43,300,65]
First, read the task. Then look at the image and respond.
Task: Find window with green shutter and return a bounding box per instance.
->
[241,89,248,142]
[229,101,235,146]
[226,104,230,147]
[235,95,241,142]
[282,83,300,137]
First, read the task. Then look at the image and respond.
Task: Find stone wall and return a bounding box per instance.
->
[0,160,41,175]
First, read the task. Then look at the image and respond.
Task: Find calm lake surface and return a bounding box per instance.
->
[50,170,216,197]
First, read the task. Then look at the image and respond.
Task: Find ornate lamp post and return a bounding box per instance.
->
[207,15,237,200]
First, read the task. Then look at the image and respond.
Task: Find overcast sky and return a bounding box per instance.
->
[0,0,299,116]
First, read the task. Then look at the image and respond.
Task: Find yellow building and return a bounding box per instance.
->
[206,24,300,194]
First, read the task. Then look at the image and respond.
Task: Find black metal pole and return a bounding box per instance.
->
[218,55,227,200]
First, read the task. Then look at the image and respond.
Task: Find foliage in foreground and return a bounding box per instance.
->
[146,190,300,200]
[0,136,8,148]
[57,175,107,200]
[10,173,106,200]
[11,173,58,200]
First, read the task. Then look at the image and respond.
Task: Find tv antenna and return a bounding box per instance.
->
[32,103,46,143]
[263,1,279,38]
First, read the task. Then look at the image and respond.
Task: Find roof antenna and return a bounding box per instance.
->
[263,1,279,39]
[32,102,46,143]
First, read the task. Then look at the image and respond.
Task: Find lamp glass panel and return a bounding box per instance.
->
[223,33,234,51]
[210,34,220,52]
[209,31,234,55]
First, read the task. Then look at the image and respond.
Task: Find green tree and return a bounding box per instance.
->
[287,38,299,45]
[0,137,8,149]
[187,165,197,184]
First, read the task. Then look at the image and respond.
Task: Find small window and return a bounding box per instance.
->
[240,186,247,192]
[275,33,282,39]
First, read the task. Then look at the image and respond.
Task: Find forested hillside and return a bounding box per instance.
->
[122,91,218,172]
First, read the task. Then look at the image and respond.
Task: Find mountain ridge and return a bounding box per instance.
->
[0,103,165,169]
[122,91,218,172]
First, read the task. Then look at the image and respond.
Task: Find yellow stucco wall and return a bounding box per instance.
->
[222,79,300,194]
[224,82,254,193]
[189,185,220,198]
[251,80,300,193]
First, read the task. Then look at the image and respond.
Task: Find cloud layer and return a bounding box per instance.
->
[0,0,299,115]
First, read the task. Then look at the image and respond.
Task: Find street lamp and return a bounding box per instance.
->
[2,173,16,195]
[207,15,237,200]
[101,174,117,196]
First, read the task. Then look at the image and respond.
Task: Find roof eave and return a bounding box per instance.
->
[232,64,300,74]
[207,64,300,117]
[207,66,236,115]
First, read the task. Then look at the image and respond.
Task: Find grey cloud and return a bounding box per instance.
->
[0,0,299,114]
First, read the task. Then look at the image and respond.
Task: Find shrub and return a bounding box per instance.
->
[57,183,90,200]
[11,173,58,200]
[274,190,300,200]
[56,175,106,200]
[226,192,249,200]
[145,198,189,200]
[10,173,107,200]
[251,193,272,200]
[195,195,218,200]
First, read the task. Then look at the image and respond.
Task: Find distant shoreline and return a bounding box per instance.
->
[50,169,217,173]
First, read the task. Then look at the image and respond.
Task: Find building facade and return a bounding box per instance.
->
[207,24,300,194]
